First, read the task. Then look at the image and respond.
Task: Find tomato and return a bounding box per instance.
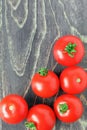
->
[54,94,84,123]
[31,68,59,98]
[60,66,87,94]
[25,104,56,130]
[53,35,84,66]
[0,94,28,124]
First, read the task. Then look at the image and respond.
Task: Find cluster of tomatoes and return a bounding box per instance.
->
[0,35,86,130]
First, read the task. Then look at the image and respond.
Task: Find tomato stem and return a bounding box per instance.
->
[76,78,81,83]
[25,122,37,130]
[8,104,15,112]
[38,68,48,76]
[64,43,76,57]
[59,103,68,114]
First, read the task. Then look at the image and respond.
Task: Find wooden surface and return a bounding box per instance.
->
[0,0,87,130]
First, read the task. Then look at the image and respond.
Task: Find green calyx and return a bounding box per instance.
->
[59,103,68,114]
[25,122,36,130]
[38,68,48,76]
[64,43,77,57]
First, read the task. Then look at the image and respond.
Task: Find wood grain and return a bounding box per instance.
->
[1,0,87,130]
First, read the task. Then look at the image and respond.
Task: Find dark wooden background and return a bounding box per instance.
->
[0,0,87,130]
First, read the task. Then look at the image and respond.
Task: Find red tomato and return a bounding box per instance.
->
[54,94,84,123]
[0,94,28,124]
[25,104,56,130]
[31,68,59,98]
[53,35,84,66]
[60,66,87,94]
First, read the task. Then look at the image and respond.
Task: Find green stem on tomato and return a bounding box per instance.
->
[64,42,77,57]
[59,103,68,114]
[38,68,48,76]
[25,122,37,130]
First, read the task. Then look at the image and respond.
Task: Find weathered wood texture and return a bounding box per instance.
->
[0,0,87,130]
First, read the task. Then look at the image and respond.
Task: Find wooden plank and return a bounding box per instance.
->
[1,0,87,130]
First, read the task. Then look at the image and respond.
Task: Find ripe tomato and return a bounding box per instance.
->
[0,94,28,124]
[31,68,59,98]
[60,66,87,94]
[54,94,84,123]
[53,35,84,66]
[25,104,56,130]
